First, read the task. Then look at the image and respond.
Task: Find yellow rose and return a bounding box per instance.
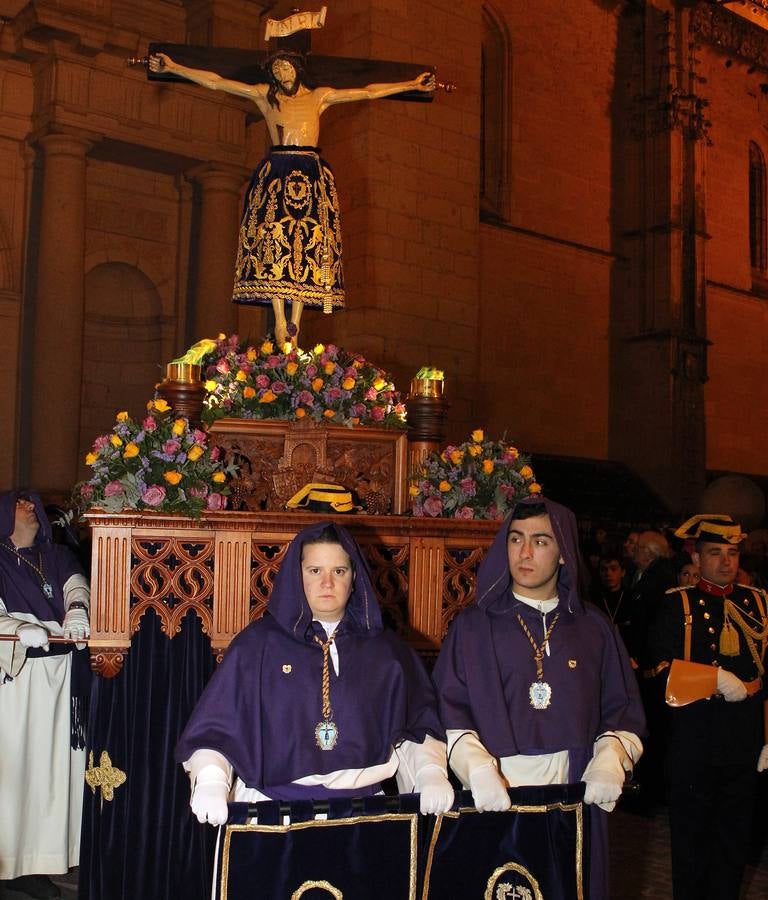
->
[323,409,336,418]
[204,380,218,392]
[172,419,186,436]
[373,377,387,391]
[439,480,452,492]
[110,434,123,448]
[259,390,277,403]
[471,429,484,443]
[468,445,482,457]
[235,370,247,382]
[352,359,363,369]
[187,445,204,461]
[212,471,226,483]
[482,459,494,475]
[342,377,355,390]
[116,411,129,423]
[123,442,140,459]
[408,484,421,497]
[508,447,520,459]
[153,398,171,413]
[163,471,182,485]
[217,333,226,340]
[295,407,307,419]
[529,482,542,494]
[313,343,325,355]
[450,450,464,465]
[261,340,274,354]
[520,465,533,479]
[281,342,292,354]
[324,361,336,375]
[246,348,257,362]
[85,452,97,466]
[243,386,256,399]
[311,377,324,392]
[286,362,299,376]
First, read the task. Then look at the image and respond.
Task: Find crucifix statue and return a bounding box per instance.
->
[146,5,450,348]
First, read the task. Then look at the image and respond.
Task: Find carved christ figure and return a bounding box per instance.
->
[149,50,435,347]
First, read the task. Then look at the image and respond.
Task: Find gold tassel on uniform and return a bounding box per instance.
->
[719,613,740,656]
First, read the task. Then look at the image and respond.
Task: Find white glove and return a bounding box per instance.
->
[63,607,90,641]
[415,766,454,815]
[190,764,230,826]
[17,623,49,650]
[582,736,628,813]
[758,745,768,773]
[716,667,748,702]
[468,764,511,812]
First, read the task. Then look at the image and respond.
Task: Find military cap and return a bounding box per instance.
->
[674,514,746,545]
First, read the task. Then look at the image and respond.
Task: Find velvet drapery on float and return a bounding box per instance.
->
[216,786,588,900]
[78,609,216,900]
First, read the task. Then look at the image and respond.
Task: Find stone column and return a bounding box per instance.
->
[28,131,92,493]
[187,164,247,342]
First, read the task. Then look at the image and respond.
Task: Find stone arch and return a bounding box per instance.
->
[78,262,165,475]
[480,1,511,221]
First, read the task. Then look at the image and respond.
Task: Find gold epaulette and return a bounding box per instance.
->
[665,585,686,595]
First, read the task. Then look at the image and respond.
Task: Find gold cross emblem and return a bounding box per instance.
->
[85,750,126,801]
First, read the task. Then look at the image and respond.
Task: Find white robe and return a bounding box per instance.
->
[0,607,85,879]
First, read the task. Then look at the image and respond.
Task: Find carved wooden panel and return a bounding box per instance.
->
[130,537,215,639]
[84,511,499,675]
[209,419,408,515]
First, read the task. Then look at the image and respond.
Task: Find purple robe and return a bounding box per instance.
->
[0,491,80,624]
[176,521,444,799]
[432,496,645,900]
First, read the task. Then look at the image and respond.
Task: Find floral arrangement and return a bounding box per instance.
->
[73,399,235,517]
[410,430,541,520]
[200,334,406,429]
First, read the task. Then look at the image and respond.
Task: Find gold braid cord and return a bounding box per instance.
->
[724,593,768,677]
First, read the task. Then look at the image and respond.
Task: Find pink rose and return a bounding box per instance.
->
[256,374,271,389]
[93,435,110,450]
[370,406,385,421]
[365,387,378,401]
[210,446,221,461]
[216,359,231,374]
[80,483,94,498]
[455,506,475,519]
[104,480,124,497]
[423,496,444,517]
[163,439,181,455]
[193,428,207,445]
[141,485,167,507]
[206,492,226,510]
[143,416,157,432]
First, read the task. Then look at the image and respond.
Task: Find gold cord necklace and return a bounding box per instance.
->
[1,543,54,600]
[516,611,560,710]
[313,632,339,750]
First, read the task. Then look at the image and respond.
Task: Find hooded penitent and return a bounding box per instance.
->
[433,496,645,763]
[176,521,443,799]
[0,490,79,625]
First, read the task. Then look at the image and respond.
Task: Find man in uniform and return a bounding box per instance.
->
[648,514,768,900]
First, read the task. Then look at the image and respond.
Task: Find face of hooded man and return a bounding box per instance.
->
[506,513,564,601]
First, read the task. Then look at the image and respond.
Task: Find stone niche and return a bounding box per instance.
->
[207,418,409,515]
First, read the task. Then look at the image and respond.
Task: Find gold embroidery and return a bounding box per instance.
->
[221,813,418,900]
[84,750,126,801]
[291,881,343,899]
[484,861,542,900]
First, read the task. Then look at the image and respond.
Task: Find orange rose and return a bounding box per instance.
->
[243,386,257,399]
[163,471,182,485]
[482,459,494,475]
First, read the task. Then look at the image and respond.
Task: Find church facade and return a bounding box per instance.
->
[1,0,767,516]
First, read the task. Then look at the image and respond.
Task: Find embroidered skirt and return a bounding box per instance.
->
[232,147,345,313]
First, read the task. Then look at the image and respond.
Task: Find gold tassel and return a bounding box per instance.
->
[719,619,740,656]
